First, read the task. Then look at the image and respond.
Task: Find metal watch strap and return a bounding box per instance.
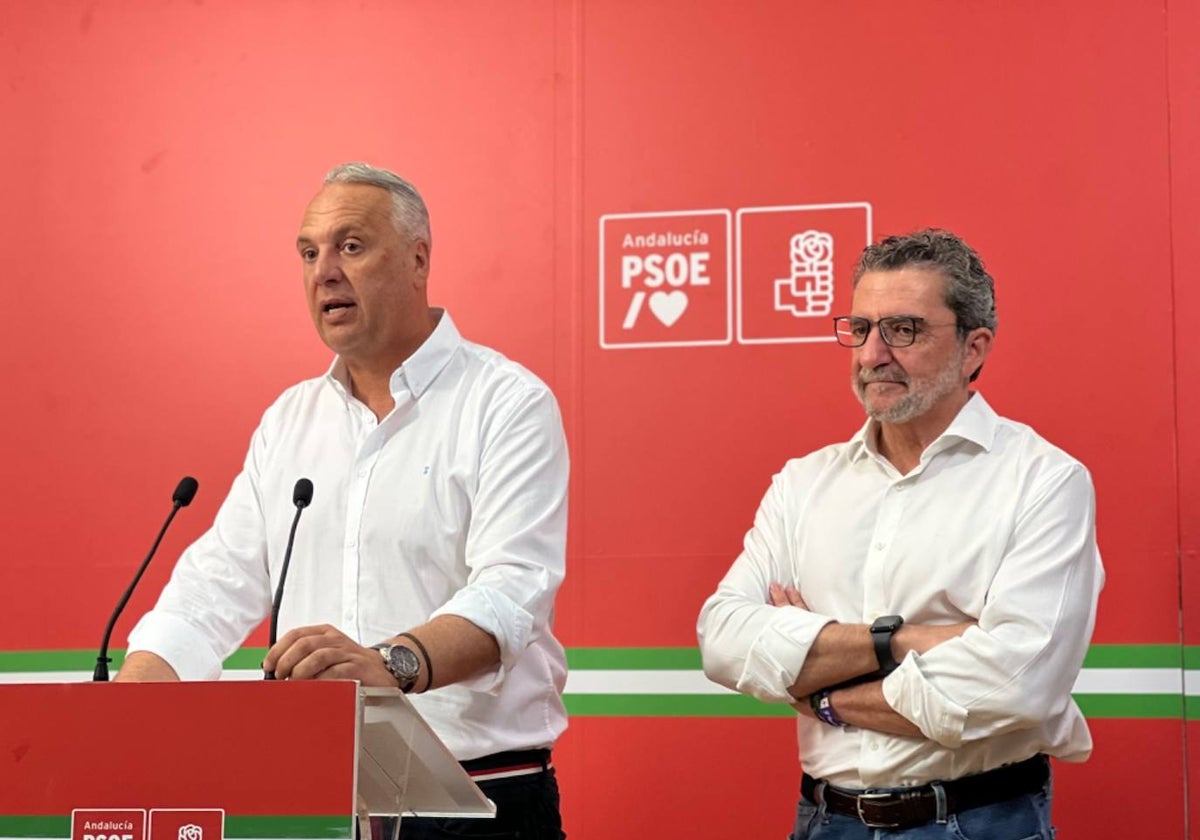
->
[370,642,418,693]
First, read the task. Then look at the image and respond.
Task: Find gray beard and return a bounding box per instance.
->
[854,351,965,425]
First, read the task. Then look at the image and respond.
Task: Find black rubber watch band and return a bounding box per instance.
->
[870,615,904,675]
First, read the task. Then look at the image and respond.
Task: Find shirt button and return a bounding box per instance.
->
[871,742,879,751]
[874,542,886,551]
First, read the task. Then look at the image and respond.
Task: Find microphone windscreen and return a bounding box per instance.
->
[173,476,200,507]
[293,478,314,509]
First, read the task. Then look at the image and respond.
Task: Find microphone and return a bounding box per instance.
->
[93,476,199,682]
[264,478,314,680]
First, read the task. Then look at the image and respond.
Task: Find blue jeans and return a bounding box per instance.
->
[789,780,1055,840]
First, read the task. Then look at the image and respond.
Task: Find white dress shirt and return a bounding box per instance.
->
[697,393,1103,787]
[127,310,569,761]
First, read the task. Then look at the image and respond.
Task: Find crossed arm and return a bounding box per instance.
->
[699,453,1102,749]
[767,583,973,738]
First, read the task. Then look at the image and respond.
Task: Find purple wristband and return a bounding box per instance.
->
[810,690,847,727]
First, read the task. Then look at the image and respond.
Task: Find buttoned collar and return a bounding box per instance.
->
[846,391,998,464]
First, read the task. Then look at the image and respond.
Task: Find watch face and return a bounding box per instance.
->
[872,615,904,633]
[386,645,421,682]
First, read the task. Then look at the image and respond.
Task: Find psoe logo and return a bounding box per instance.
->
[736,202,872,345]
[72,808,146,840]
[148,810,223,840]
[599,210,732,349]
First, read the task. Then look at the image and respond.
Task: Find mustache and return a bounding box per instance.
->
[858,367,908,385]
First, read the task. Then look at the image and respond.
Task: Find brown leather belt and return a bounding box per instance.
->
[801,754,1049,830]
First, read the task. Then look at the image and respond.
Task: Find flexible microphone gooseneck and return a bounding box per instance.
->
[264,478,314,680]
[93,476,199,682]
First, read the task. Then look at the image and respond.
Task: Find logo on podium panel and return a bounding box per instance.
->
[149,810,223,840]
[736,203,873,344]
[599,210,733,349]
[72,810,147,840]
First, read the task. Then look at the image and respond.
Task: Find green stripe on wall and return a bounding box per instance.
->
[569,644,1194,672]
[565,693,1186,720]
[566,647,702,670]
[1073,693,1184,719]
[0,816,68,838]
[222,648,268,670]
[0,650,118,672]
[214,646,703,671]
[0,646,1195,722]
[566,693,794,717]
[1082,644,1182,668]
[0,644,1191,673]
[225,816,350,839]
[0,816,350,840]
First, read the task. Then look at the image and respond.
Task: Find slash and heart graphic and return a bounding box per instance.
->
[624,289,689,329]
[648,290,688,326]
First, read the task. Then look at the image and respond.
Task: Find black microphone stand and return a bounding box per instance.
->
[264,478,313,680]
[93,477,198,682]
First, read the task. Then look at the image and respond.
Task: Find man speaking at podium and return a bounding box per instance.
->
[698,230,1103,839]
[116,163,569,840]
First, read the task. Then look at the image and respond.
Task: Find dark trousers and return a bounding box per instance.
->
[367,766,565,840]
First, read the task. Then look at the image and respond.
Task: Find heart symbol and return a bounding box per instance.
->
[649,290,688,327]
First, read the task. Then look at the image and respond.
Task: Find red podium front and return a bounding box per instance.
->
[0,681,493,840]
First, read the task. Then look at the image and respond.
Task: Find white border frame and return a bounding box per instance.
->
[147,809,225,840]
[599,209,734,349]
[70,810,148,840]
[735,202,873,345]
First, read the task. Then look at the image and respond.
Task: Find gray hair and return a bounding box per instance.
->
[323,162,431,249]
[853,228,997,381]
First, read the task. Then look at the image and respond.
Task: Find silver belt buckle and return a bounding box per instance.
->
[855,792,902,829]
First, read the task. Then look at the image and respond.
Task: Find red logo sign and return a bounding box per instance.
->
[148,810,224,840]
[72,810,146,840]
[600,210,732,348]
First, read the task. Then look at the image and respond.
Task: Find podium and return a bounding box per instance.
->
[0,681,495,840]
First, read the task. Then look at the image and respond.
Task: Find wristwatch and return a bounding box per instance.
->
[869,615,904,675]
[371,643,421,693]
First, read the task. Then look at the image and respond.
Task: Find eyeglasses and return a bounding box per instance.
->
[832,316,958,348]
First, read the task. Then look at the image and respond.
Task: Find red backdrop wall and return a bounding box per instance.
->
[1,1,1195,836]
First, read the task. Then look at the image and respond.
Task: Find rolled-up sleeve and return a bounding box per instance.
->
[431,384,568,693]
[882,463,1103,747]
[698,471,834,704]
[125,431,273,680]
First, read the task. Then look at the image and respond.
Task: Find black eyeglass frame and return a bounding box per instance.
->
[831,315,959,348]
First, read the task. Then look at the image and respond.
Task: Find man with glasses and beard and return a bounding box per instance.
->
[697,229,1103,840]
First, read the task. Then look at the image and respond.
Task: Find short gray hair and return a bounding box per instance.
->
[854,228,996,382]
[323,162,431,249]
